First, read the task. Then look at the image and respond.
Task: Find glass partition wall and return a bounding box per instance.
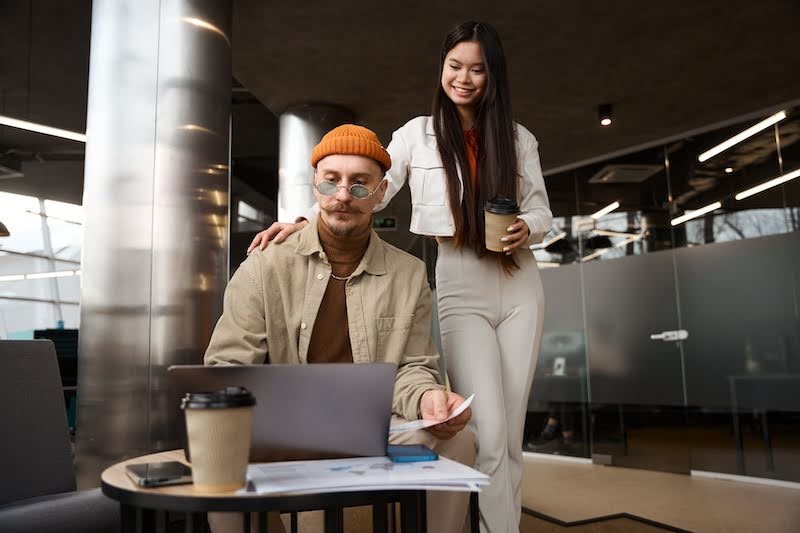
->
[525,107,800,483]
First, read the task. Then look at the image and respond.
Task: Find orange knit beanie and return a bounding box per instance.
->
[310,124,392,172]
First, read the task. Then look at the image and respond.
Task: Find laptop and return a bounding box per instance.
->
[167,363,396,462]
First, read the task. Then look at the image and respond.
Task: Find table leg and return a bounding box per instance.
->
[324,506,343,533]
[399,491,426,533]
[418,491,427,533]
[120,504,137,533]
[257,511,269,533]
[469,492,480,533]
[127,507,162,533]
[372,496,388,533]
[388,501,396,533]
[243,511,251,533]
[155,510,167,533]
[290,512,298,533]
[183,512,206,533]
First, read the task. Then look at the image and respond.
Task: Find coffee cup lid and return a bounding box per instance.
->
[181,386,256,409]
[485,195,519,214]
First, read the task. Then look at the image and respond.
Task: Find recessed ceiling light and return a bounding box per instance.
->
[598,104,613,127]
[724,167,734,174]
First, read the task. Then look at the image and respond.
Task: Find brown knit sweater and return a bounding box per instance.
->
[306,217,371,363]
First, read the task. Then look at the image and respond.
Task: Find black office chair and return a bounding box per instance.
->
[0,340,119,533]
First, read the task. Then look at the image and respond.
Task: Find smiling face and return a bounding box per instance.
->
[313,154,387,237]
[440,40,488,116]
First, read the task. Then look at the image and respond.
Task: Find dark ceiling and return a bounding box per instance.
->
[232,0,800,170]
[1,0,799,210]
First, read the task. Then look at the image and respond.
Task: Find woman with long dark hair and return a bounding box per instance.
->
[250,22,551,532]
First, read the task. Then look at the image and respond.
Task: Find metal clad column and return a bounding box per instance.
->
[76,0,231,487]
[278,105,352,222]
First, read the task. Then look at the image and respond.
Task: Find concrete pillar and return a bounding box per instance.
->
[76,0,232,486]
[278,105,352,222]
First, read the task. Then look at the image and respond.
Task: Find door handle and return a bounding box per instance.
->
[650,329,688,342]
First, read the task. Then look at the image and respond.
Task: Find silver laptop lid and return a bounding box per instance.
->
[167,363,396,462]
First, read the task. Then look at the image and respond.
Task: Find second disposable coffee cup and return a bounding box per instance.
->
[485,196,520,252]
[181,386,255,493]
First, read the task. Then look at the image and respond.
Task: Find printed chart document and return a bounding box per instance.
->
[389,393,475,433]
[242,455,488,495]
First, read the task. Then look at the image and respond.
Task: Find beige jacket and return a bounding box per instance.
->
[204,223,445,421]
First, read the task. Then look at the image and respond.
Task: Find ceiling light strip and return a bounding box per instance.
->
[0,115,87,143]
[734,168,800,201]
[531,231,567,250]
[590,201,620,220]
[614,235,643,248]
[697,111,786,163]
[593,229,641,239]
[670,201,722,226]
[0,270,80,282]
[581,248,610,262]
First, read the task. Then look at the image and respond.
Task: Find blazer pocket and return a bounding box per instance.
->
[410,154,447,207]
[376,315,414,361]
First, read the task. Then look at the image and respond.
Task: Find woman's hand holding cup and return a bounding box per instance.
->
[500,219,530,254]
[485,196,527,254]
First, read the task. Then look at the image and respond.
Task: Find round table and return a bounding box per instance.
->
[101,450,428,533]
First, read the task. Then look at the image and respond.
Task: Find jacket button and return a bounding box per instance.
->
[300,322,307,330]
[316,273,324,280]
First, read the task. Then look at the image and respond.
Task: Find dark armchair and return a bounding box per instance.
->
[0,340,119,533]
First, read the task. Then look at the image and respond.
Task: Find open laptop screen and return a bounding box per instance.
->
[168,363,396,462]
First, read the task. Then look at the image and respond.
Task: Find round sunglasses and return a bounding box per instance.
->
[314,179,385,199]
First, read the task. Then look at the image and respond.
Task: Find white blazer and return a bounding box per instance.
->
[377,116,552,246]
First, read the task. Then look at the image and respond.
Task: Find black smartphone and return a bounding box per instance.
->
[125,461,193,488]
[386,444,438,463]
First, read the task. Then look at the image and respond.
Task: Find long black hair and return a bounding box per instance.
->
[432,21,519,272]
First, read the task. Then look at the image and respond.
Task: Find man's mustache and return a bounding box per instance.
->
[324,204,365,215]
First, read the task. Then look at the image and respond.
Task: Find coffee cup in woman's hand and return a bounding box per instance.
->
[484,196,519,252]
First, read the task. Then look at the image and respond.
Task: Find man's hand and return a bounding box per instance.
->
[420,390,472,440]
[246,220,309,254]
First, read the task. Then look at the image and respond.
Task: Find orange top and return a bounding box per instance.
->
[464,129,479,192]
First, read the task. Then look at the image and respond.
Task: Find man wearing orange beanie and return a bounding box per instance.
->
[205,124,476,533]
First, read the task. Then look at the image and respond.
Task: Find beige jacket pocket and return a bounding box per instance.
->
[375,315,415,362]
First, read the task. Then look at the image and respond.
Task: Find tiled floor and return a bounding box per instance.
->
[521,453,800,532]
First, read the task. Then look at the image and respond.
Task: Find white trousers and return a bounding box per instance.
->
[436,243,545,533]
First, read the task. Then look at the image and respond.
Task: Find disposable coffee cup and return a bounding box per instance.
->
[181,386,255,493]
[485,196,520,252]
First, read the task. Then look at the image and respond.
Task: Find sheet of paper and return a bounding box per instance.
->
[389,393,475,433]
[242,455,488,496]
[239,482,482,495]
